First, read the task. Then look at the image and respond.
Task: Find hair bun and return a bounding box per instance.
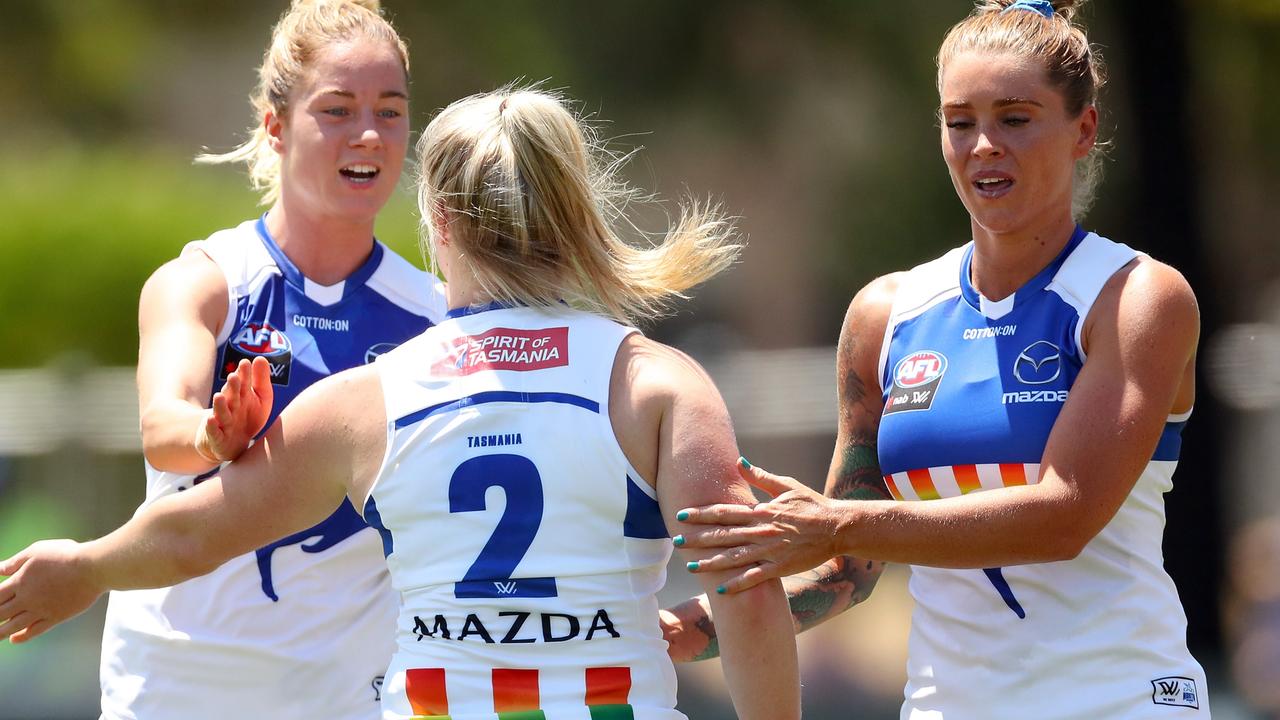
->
[977,0,1085,22]
[291,0,382,13]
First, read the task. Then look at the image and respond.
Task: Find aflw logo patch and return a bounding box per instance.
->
[221,321,292,385]
[432,327,569,375]
[1151,676,1199,709]
[884,350,947,415]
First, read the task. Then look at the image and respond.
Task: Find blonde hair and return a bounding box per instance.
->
[197,0,409,205]
[938,0,1107,218]
[416,85,741,324]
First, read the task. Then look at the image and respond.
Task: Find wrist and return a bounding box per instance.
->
[830,498,864,557]
[76,539,112,594]
[192,413,222,464]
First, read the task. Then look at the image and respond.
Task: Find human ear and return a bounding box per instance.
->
[1074,105,1098,159]
[264,110,286,155]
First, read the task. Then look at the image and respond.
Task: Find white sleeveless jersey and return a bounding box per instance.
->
[100,218,446,720]
[877,228,1209,719]
[367,304,681,720]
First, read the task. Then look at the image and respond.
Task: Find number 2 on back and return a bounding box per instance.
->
[448,454,558,598]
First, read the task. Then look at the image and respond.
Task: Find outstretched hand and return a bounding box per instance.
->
[674,459,851,594]
[195,357,273,464]
[0,540,105,643]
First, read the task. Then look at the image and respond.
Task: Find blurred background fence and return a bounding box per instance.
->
[2,1,1278,717]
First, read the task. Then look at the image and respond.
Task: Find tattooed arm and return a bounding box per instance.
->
[663,275,899,661]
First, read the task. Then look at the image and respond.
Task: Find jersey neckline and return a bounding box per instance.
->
[444,301,519,319]
[254,214,384,302]
[958,224,1087,319]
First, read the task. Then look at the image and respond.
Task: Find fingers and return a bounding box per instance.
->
[673,525,763,550]
[210,393,232,432]
[250,356,272,405]
[736,458,805,498]
[0,610,32,642]
[8,620,48,644]
[687,544,771,573]
[0,549,27,577]
[674,504,759,527]
[716,563,778,595]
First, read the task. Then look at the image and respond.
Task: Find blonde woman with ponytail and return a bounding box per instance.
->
[668,1,1211,717]
[0,86,801,719]
[10,1,448,717]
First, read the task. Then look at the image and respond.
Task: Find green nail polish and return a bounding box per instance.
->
[673,535,685,546]
[676,510,690,522]
[687,561,699,571]
[716,585,727,594]
[739,456,753,469]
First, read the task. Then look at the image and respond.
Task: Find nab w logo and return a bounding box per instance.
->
[1151,676,1199,709]
[494,581,518,595]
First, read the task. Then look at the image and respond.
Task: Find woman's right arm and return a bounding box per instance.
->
[612,336,800,720]
[137,250,269,471]
[662,275,898,661]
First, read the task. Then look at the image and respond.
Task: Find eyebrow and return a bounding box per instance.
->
[941,96,1045,110]
[319,89,409,100]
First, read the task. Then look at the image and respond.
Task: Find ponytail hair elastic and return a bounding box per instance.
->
[1002,0,1055,19]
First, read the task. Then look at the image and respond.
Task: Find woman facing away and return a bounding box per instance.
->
[96,1,446,717]
[666,1,1210,717]
[0,86,801,720]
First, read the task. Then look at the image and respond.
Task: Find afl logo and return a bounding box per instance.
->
[231,322,291,357]
[894,351,948,389]
[1013,340,1061,385]
[221,321,292,385]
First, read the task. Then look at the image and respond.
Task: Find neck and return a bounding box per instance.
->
[441,264,496,311]
[264,202,376,285]
[968,211,1077,301]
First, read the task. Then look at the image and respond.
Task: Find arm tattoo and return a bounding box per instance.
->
[782,434,888,633]
[670,438,890,661]
[831,433,892,502]
[691,614,719,662]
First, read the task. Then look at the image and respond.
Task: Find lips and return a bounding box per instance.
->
[339,163,380,184]
[972,171,1014,198]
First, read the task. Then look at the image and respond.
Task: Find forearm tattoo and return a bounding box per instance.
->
[672,438,889,660]
[783,433,888,633]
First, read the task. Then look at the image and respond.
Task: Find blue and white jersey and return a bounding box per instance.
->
[101,217,447,720]
[878,228,1209,720]
[367,304,682,720]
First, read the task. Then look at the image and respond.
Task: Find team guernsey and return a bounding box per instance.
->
[368,304,681,720]
[877,227,1208,719]
[100,217,446,720]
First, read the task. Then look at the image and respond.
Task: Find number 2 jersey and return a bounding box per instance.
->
[367,304,681,720]
[100,217,446,720]
[877,228,1208,719]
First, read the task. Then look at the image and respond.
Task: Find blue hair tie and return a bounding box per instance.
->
[1002,0,1055,19]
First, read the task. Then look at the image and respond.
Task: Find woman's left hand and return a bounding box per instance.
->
[0,539,105,643]
[675,459,851,593]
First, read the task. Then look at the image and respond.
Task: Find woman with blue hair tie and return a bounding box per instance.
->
[665,0,1212,717]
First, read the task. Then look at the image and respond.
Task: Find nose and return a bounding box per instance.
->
[972,127,1003,159]
[349,111,383,150]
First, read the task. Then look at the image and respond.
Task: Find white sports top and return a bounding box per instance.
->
[368,304,682,720]
[877,229,1209,719]
[100,218,446,720]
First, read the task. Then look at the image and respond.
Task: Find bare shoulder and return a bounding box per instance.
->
[139,251,228,330]
[1089,256,1199,349]
[609,333,727,486]
[617,334,719,399]
[840,273,903,343]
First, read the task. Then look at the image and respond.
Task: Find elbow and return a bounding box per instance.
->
[138,409,168,468]
[1040,519,1098,563]
[170,534,227,581]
